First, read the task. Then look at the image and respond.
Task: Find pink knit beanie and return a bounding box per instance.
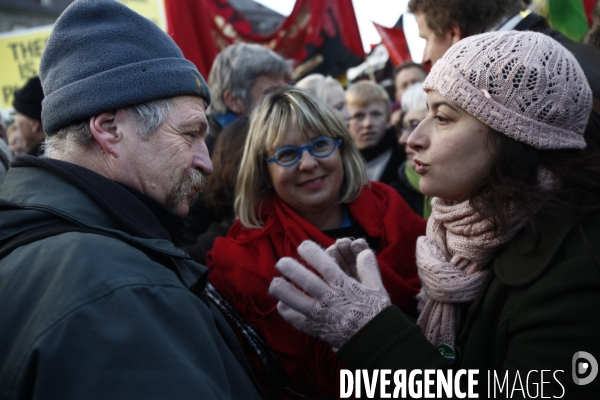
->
[423,31,592,150]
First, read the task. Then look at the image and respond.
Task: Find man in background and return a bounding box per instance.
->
[206,42,291,150]
[346,80,405,186]
[391,61,427,128]
[394,61,427,103]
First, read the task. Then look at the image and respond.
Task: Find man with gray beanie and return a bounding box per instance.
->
[0,1,263,399]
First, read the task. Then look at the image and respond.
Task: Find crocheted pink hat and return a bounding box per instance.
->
[423,31,592,150]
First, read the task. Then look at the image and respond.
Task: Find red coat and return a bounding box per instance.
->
[207,181,425,398]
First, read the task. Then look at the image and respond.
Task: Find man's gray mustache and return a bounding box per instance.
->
[167,168,207,209]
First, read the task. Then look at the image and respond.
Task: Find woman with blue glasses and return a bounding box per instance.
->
[266,137,343,167]
[207,85,426,398]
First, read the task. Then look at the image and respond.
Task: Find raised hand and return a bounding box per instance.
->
[269,240,391,350]
[325,237,370,278]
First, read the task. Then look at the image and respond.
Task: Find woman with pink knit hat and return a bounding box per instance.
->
[269,30,600,397]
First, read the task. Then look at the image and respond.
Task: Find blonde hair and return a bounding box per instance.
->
[236,85,368,229]
[346,80,391,118]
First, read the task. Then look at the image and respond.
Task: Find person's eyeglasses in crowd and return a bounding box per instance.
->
[267,137,342,167]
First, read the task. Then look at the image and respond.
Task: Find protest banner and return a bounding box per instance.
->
[0,0,166,116]
[0,25,52,112]
[118,0,167,31]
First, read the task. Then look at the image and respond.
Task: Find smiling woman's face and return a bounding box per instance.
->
[407,90,497,202]
[266,125,344,228]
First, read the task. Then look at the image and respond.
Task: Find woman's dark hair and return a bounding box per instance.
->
[471,128,600,236]
[203,118,249,221]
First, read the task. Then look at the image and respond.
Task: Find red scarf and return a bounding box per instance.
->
[207,181,425,398]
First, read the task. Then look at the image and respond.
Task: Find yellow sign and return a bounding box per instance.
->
[118,0,167,31]
[0,25,52,111]
[0,0,166,113]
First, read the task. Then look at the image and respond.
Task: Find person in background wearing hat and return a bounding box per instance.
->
[0,1,263,399]
[270,31,600,397]
[12,76,45,156]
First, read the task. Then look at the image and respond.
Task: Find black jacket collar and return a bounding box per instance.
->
[493,215,577,286]
[11,155,184,241]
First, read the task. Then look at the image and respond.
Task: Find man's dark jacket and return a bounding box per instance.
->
[0,157,263,400]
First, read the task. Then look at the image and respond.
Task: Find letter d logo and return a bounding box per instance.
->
[572,351,598,385]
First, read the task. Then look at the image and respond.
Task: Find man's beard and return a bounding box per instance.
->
[167,168,207,210]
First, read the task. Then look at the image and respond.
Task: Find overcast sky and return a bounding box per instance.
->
[253,0,425,62]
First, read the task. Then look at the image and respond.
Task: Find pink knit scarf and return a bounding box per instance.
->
[416,197,527,346]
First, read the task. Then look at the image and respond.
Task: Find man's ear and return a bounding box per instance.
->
[89,111,121,157]
[223,89,245,115]
[31,120,44,137]
[449,23,463,45]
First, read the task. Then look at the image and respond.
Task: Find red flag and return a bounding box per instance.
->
[164,0,365,79]
[372,20,411,67]
[164,0,220,78]
[583,0,596,26]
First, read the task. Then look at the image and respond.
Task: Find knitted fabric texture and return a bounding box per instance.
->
[416,197,527,346]
[39,0,211,134]
[423,31,592,150]
[13,77,44,121]
[273,242,391,350]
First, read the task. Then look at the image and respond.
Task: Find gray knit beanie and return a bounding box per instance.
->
[39,0,211,134]
[423,31,592,150]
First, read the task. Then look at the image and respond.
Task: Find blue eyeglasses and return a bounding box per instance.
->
[267,137,343,167]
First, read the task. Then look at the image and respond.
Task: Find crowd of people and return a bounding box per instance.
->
[0,0,599,399]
